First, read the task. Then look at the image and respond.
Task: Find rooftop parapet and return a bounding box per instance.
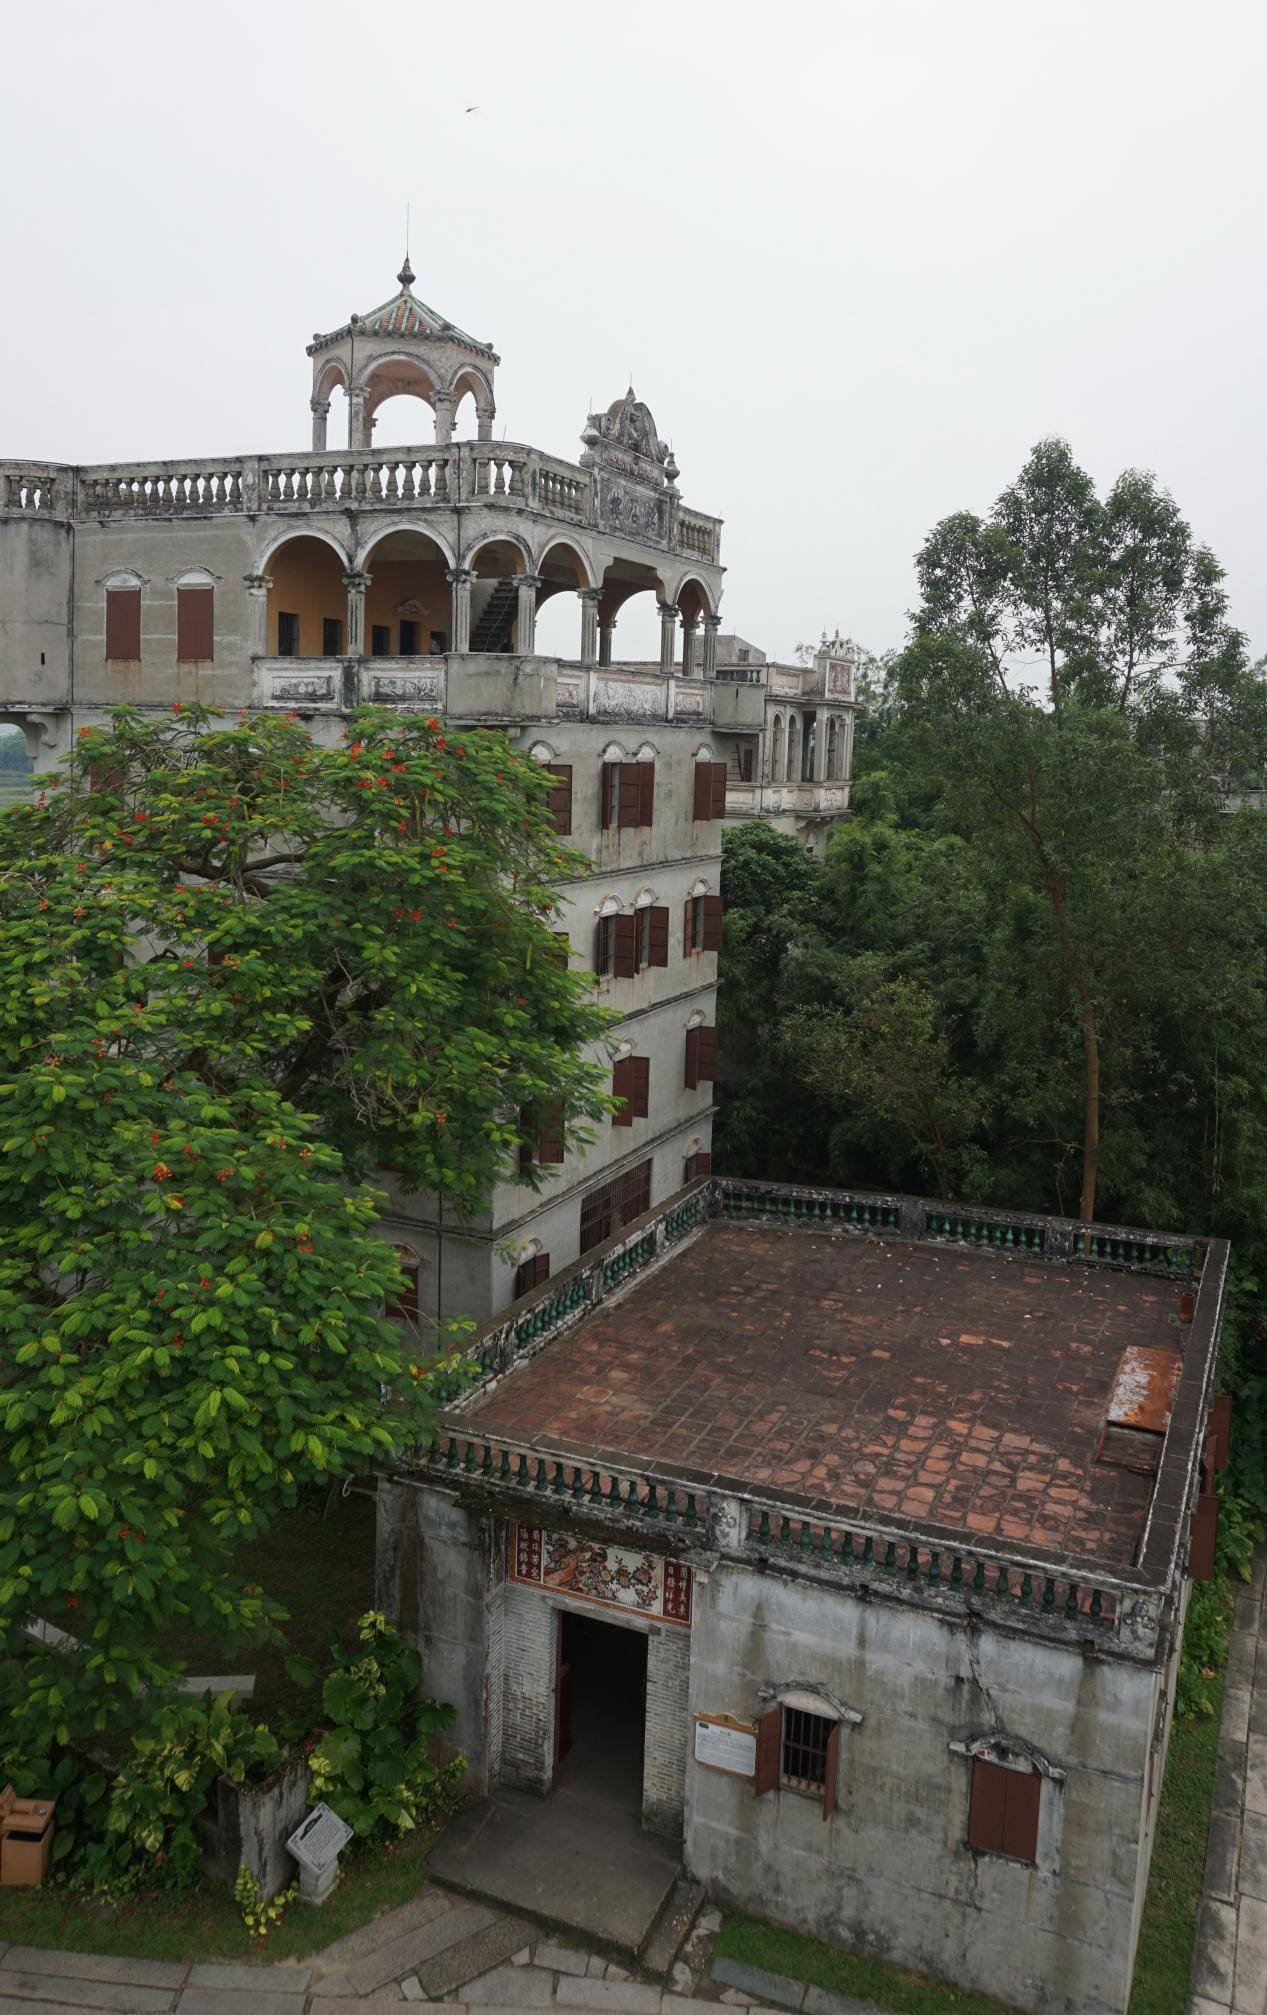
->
[414,1175,1226,1665]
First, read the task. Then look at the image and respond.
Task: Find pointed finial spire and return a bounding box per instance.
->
[398,253,415,291]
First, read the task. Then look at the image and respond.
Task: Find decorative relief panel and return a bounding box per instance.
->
[509,1522,692,1627]
[363,671,444,707]
[264,671,337,705]
[769,669,801,698]
[824,660,854,700]
[602,481,664,542]
[672,689,705,716]
[594,679,665,722]
[555,677,585,715]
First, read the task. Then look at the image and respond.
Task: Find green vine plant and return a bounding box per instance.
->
[234,1864,298,1939]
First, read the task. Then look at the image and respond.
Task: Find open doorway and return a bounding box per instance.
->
[553,1609,647,1812]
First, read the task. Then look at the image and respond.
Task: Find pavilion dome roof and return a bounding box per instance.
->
[307,259,499,363]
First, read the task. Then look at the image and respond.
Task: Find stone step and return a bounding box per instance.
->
[414,1918,537,2000]
[313,1899,502,2000]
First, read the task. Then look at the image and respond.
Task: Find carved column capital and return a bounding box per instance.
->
[342,570,372,593]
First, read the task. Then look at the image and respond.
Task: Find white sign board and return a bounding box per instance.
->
[287,1802,353,1875]
[694,1717,757,1777]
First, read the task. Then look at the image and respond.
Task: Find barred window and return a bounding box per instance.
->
[781,1707,833,1796]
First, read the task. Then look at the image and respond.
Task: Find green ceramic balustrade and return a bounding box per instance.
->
[719,1186,900,1231]
[745,1506,1116,1629]
[427,1435,702,1529]
[1076,1230,1196,1272]
[923,1214,1047,1253]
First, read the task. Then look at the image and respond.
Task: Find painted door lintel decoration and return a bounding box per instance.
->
[510,1522,692,1626]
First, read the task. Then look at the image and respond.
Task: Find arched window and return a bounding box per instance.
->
[770,715,784,783]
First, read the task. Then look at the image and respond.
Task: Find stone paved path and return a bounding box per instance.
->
[0,1887,862,2015]
[1192,1548,1267,2014]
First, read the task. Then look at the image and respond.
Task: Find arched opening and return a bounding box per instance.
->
[312,361,350,452]
[802,717,816,781]
[534,540,594,660]
[786,713,802,785]
[675,577,714,677]
[598,560,668,666]
[265,535,349,658]
[770,714,784,783]
[362,357,439,449]
[826,716,839,782]
[362,529,453,658]
[468,538,527,654]
[451,367,494,442]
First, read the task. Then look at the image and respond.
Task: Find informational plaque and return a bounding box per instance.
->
[287,1802,353,1876]
[694,1714,758,1777]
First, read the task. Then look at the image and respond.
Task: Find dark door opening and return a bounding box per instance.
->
[553,1609,647,1811]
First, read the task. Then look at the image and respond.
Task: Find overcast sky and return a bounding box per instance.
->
[2,0,1263,666]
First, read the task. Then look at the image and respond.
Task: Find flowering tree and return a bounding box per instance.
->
[0,706,612,1753]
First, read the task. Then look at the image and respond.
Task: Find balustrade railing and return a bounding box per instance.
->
[719,1182,902,1234]
[2,465,71,515]
[424,1430,709,1532]
[676,509,718,561]
[80,466,247,514]
[741,1502,1125,1635]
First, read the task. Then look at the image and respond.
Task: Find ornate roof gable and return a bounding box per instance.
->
[307,259,499,362]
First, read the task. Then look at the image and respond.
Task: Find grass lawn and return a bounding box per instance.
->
[715,1673,1225,2015]
[152,1487,377,1728]
[1128,1667,1225,2015]
[0,1825,438,1965]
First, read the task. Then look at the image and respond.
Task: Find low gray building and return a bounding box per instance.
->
[378,1174,1228,2015]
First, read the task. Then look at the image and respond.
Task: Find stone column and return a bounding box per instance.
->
[702,612,722,680]
[349,386,368,451]
[658,602,679,679]
[447,568,472,654]
[516,574,542,656]
[680,615,698,679]
[598,617,617,667]
[310,398,330,453]
[343,571,371,657]
[579,588,600,666]
[244,574,272,656]
[433,393,454,446]
[477,406,494,443]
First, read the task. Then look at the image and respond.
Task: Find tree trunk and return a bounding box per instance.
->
[1078,1004,1100,1223]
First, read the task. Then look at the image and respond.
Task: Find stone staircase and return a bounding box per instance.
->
[469,581,518,653]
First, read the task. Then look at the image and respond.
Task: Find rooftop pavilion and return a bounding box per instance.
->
[423,1176,1228,1662]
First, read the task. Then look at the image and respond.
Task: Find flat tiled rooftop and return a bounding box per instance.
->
[464,1222,1190,1571]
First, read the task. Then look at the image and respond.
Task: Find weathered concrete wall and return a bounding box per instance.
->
[685,1561,1154,2015]
[200,1752,311,1902]
[500,1577,558,1794]
[375,1480,494,1788]
[0,516,72,711]
[70,515,257,709]
[644,1622,692,1837]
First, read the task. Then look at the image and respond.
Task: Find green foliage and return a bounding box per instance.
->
[307,1611,463,1839]
[234,1864,298,1939]
[0,705,611,1760]
[0,732,30,774]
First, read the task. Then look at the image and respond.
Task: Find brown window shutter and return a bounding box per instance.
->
[701,895,724,951]
[638,761,655,827]
[601,762,618,829]
[613,912,638,978]
[693,761,711,821]
[1190,1490,1219,1580]
[546,764,573,837]
[514,1258,534,1298]
[968,1758,1007,1854]
[105,588,141,663]
[551,931,571,967]
[518,1102,535,1172]
[754,1706,782,1797]
[594,918,611,976]
[710,762,728,819]
[177,586,214,664]
[618,766,643,828]
[538,1099,565,1165]
[1209,1395,1232,1471]
[696,1150,711,1178]
[534,1252,551,1287]
[821,1721,841,1822]
[1001,1770,1041,1864]
[684,1027,700,1091]
[697,1026,717,1082]
[684,897,696,958]
[631,1056,650,1118]
[612,1057,634,1126]
[648,906,669,967]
